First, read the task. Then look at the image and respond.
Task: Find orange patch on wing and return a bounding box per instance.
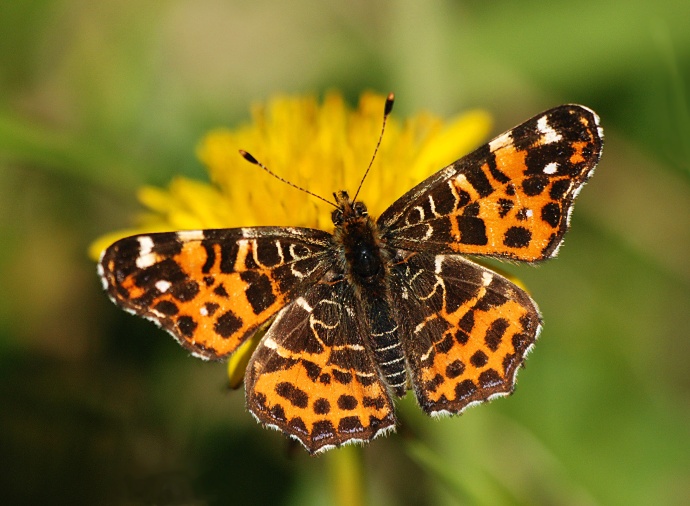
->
[252,359,392,436]
[420,298,533,405]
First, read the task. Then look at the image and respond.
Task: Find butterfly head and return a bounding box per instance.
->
[331,190,369,227]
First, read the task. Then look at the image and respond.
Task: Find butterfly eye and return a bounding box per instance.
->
[331,208,344,225]
[354,202,368,217]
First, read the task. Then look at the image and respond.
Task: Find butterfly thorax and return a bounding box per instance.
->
[331,191,391,288]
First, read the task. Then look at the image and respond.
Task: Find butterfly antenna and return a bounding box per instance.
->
[352,92,395,202]
[239,150,337,208]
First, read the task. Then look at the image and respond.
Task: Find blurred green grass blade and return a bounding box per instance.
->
[0,111,145,195]
[651,19,690,177]
[404,438,525,506]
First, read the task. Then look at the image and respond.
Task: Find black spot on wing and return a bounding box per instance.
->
[313,398,331,415]
[445,359,465,379]
[214,310,243,338]
[498,198,514,218]
[470,350,488,368]
[541,202,561,228]
[485,318,509,351]
[457,216,488,245]
[337,395,358,410]
[177,315,198,337]
[275,382,309,408]
[504,227,532,248]
[455,380,477,400]
[312,420,337,443]
[550,179,571,199]
[154,300,179,316]
[522,176,548,196]
[240,271,277,314]
[170,280,200,302]
[338,416,365,434]
[478,369,503,388]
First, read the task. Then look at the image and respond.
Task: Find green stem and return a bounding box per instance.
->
[328,445,366,506]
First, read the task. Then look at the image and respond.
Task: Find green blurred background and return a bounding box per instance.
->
[1,1,689,505]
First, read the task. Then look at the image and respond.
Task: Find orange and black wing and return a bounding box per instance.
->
[379,104,603,261]
[246,277,396,453]
[390,251,541,415]
[99,227,333,360]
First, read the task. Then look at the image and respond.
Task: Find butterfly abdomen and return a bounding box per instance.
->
[367,296,407,396]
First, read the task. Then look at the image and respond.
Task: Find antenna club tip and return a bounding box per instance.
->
[239,149,258,164]
[384,93,395,115]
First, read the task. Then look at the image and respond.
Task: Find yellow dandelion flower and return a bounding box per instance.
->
[90,91,493,387]
[198,92,491,231]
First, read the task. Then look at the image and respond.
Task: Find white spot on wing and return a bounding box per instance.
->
[489,131,512,151]
[434,255,445,274]
[571,182,585,200]
[135,236,157,269]
[177,230,205,241]
[543,162,558,174]
[481,271,493,286]
[97,262,108,290]
[295,297,313,313]
[136,253,156,269]
[264,336,278,349]
[537,115,562,144]
[138,236,154,254]
[155,280,171,293]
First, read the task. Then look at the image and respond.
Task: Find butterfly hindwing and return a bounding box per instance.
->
[99,227,333,359]
[246,278,396,453]
[390,251,541,415]
[379,105,603,261]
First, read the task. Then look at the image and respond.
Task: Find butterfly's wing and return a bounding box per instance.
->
[99,227,333,359]
[379,105,602,413]
[390,251,540,414]
[246,277,396,454]
[378,105,603,261]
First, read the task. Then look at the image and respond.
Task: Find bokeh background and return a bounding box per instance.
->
[1,1,689,505]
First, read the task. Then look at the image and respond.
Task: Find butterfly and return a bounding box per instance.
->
[99,96,603,454]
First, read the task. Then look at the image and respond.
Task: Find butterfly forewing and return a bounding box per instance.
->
[379,105,603,261]
[99,227,333,359]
